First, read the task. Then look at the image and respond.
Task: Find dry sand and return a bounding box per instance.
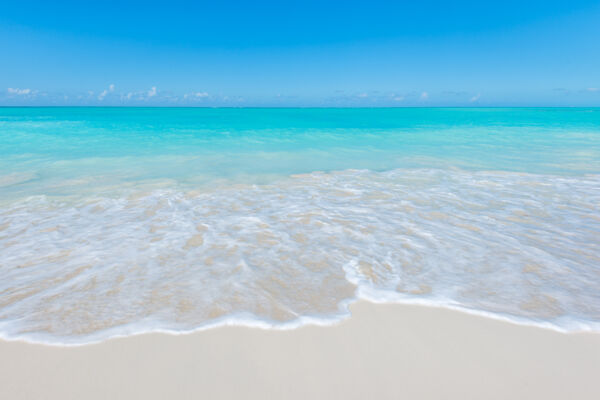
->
[1,301,599,400]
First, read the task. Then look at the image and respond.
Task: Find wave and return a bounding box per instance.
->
[0,168,599,345]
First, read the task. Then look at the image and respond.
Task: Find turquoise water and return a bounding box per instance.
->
[1,108,599,344]
[1,108,599,199]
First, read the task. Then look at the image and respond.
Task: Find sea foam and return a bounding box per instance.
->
[1,168,599,345]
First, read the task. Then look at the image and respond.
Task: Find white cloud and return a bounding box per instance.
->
[184,91,210,101]
[7,88,32,95]
[148,86,157,97]
[470,93,481,102]
[357,92,368,98]
[588,88,599,92]
[420,91,429,100]
[98,84,116,100]
[393,96,404,102]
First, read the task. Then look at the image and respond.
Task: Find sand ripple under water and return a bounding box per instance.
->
[1,168,599,344]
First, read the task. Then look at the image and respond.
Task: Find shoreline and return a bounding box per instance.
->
[1,301,599,400]
[1,297,598,347]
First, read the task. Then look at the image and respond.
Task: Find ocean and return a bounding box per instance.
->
[1,107,599,344]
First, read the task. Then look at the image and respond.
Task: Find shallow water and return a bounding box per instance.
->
[1,108,599,344]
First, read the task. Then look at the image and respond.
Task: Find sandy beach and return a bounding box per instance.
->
[1,301,598,400]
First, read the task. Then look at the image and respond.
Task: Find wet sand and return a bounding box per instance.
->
[1,301,599,400]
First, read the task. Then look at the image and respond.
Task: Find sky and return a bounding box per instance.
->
[1,0,599,106]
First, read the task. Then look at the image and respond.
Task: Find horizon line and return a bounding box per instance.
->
[1,106,599,109]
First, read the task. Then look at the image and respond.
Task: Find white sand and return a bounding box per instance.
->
[1,302,599,399]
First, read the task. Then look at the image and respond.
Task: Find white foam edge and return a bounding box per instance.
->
[1,288,599,347]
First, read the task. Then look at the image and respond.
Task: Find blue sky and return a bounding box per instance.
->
[1,0,599,106]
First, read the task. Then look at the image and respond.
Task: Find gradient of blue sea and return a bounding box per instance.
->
[1,108,599,199]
